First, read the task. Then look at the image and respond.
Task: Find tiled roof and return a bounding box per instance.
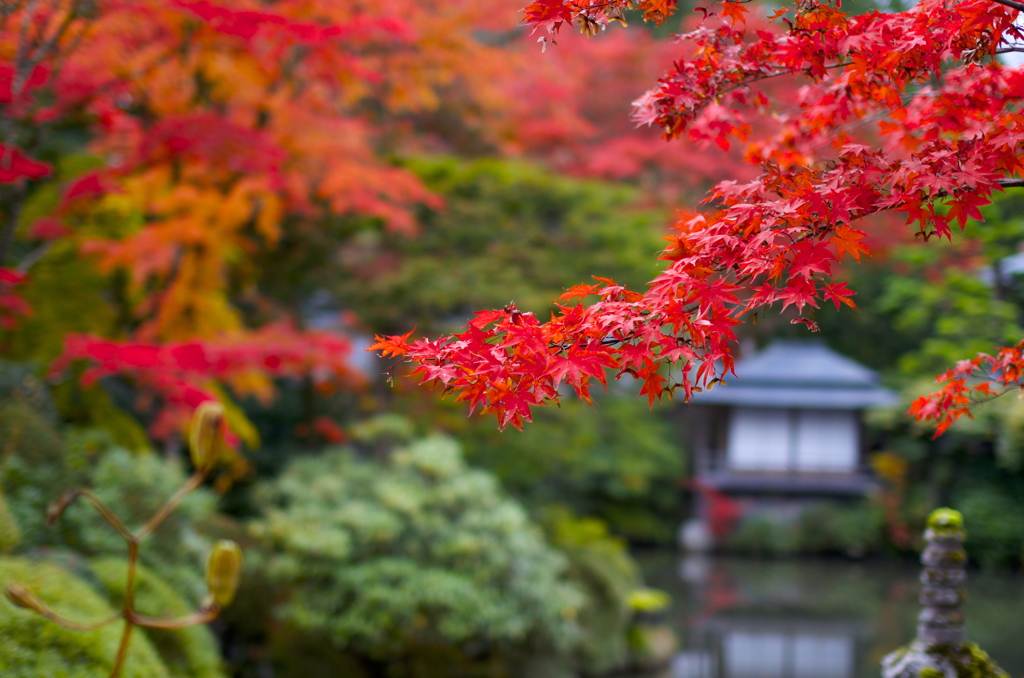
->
[694,339,898,409]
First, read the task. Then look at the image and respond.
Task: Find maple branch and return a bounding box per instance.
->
[713,61,852,102]
[997,178,1024,188]
[988,0,1024,13]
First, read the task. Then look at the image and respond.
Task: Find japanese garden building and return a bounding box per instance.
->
[684,340,897,547]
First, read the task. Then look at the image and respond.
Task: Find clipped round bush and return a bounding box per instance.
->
[0,556,170,677]
[62,448,217,602]
[254,435,583,660]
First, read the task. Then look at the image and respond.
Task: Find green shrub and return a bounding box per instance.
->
[795,501,887,557]
[0,489,21,554]
[0,556,170,677]
[253,435,583,669]
[452,394,684,545]
[953,487,1024,568]
[89,558,226,678]
[3,431,218,603]
[726,515,799,557]
[0,400,89,548]
[545,510,639,675]
[61,448,218,602]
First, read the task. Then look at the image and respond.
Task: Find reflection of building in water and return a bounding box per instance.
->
[675,619,866,678]
[682,340,896,547]
[716,621,858,678]
[670,556,870,678]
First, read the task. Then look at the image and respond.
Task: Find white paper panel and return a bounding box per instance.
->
[794,410,858,472]
[792,635,854,678]
[727,408,791,471]
[723,631,786,678]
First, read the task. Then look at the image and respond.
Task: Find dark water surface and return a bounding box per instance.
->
[635,553,1024,678]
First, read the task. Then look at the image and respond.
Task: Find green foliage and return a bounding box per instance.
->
[327,157,669,336]
[0,489,22,554]
[952,486,1024,568]
[795,501,887,558]
[60,448,218,602]
[627,588,671,614]
[0,556,170,677]
[253,435,583,666]
[726,515,800,558]
[1,411,217,602]
[441,394,684,544]
[0,399,90,548]
[544,510,640,675]
[88,558,226,678]
[0,360,59,423]
[724,501,886,558]
[878,247,1022,377]
[7,239,119,365]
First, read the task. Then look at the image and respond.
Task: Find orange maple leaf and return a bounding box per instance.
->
[368,330,414,358]
[718,1,748,26]
[638,0,677,24]
[829,224,869,262]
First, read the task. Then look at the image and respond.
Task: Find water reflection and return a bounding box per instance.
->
[636,553,1024,678]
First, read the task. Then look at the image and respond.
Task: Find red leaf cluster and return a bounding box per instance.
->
[910,342,1024,436]
[0,145,50,183]
[0,268,31,330]
[54,324,362,441]
[378,0,1024,431]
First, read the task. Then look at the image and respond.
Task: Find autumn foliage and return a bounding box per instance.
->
[2,0,763,445]
[5,0,1024,438]
[374,0,1024,431]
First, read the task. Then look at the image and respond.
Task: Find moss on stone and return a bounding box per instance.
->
[927,508,966,539]
[941,642,1008,678]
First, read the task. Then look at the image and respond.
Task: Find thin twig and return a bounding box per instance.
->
[132,608,218,630]
[51,489,134,543]
[989,0,1024,13]
[135,472,204,540]
[109,541,139,678]
[40,609,121,632]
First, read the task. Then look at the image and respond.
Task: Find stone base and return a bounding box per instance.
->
[881,640,1008,678]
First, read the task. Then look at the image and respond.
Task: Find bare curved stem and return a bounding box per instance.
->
[135,471,204,541]
[49,488,133,543]
[37,605,120,632]
[132,607,218,630]
[109,616,135,678]
[109,539,139,678]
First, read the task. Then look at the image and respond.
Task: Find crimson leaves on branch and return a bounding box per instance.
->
[374,0,1024,433]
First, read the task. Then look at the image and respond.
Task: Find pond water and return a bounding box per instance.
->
[635,553,1024,678]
